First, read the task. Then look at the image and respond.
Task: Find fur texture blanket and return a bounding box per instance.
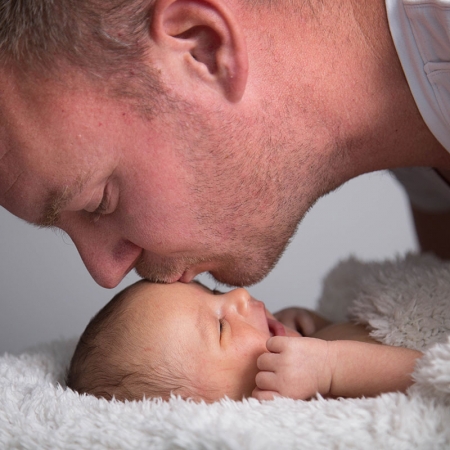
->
[1,253,450,449]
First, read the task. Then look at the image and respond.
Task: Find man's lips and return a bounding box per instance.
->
[267,318,286,337]
[143,270,194,284]
[178,271,195,283]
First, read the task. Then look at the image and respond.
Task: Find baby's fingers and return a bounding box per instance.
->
[255,370,278,391]
[251,387,281,401]
[265,336,290,353]
[256,351,279,371]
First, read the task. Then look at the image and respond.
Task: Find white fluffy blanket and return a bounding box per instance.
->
[2,253,450,449]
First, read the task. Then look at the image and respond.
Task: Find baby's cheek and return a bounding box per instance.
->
[193,364,235,402]
[249,340,269,372]
[231,341,266,396]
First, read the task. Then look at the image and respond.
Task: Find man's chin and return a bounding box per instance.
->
[208,266,270,287]
[133,264,183,284]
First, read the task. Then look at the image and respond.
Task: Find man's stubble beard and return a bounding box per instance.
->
[134,96,337,286]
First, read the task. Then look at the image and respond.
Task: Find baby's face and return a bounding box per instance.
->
[124,281,287,401]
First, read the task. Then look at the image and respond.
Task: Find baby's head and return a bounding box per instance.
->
[67,280,285,402]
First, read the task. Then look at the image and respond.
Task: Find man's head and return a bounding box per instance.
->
[1,0,430,288]
[66,280,291,402]
[0,0,336,288]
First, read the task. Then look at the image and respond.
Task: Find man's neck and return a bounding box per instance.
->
[243,0,450,186]
[341,0,450,175]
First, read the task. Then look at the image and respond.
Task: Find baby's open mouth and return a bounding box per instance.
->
[267,318,286,337]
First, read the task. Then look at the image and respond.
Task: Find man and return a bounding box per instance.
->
[1,0,450,289]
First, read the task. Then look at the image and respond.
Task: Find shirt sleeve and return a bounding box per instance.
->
[391,167,450,212]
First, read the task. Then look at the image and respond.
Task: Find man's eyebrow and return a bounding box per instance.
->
[37,175,90,228]
[37,187,73,228]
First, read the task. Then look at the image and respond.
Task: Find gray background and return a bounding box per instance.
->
[0,171,416,355]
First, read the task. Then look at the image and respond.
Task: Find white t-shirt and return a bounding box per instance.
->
[386,0,450,211]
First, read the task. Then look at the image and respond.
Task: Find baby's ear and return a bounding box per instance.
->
[149,0,248,102]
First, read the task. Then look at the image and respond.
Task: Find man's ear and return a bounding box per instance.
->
[151,0,248,102]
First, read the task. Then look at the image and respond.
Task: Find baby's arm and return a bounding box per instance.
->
[253,308,422,401]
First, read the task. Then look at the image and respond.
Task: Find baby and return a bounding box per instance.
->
[66,280,421,402]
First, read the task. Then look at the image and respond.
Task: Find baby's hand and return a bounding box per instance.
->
[274,308,331,336]
[252,336,335,401]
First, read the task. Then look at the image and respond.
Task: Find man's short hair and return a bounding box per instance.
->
[0,0,164,112]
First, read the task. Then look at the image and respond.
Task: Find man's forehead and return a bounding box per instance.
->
[0,67,132,229]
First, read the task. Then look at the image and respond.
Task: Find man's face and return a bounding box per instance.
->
[0,72,307,288]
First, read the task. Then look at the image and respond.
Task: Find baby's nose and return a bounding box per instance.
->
[226,288,250,315]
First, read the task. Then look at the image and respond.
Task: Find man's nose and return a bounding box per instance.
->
[225,288,250,315]
[67,227,142,288]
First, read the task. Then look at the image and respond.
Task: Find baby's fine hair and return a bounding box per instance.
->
[66,280,189,402]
